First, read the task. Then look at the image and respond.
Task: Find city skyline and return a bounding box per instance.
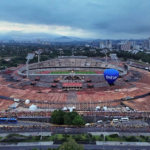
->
[0,0,150,39]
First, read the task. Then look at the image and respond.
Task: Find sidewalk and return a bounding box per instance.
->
[0,141,149,147]
[89,132,150,136]
[0,142,53,147]
[0,132,52,137]
[96,141,150,146]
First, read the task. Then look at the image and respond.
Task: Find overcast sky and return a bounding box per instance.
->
[0,0,150,39]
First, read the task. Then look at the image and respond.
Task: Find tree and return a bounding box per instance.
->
[58,138,84,150]
[72,115,85,126]
[72,134,82,141]
[67,112,78,120]
[63,114,72,125]
[51,110,85,125]
[51,110,65,125]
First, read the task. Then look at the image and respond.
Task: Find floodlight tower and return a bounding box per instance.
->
[103,49,108,63]
[35,49,43,63]
[26,53,35,78]
[72,49,74,56]
[110,53,119,69]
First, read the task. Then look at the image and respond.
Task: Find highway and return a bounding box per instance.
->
[0,125,150,134]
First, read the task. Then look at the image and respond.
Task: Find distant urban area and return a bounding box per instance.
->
[0,37,150,69]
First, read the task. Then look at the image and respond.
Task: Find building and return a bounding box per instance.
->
[85,44,90,48]
[106,40,112,49]
[130,41,135,49]
[99,41,104,49]
[142,40,149,49]
[149,37,150,49]
[99,40,112,49]
[134,45,140,50]
[91,41,99,48]
[130,41,135,47]
[118,41,131,51]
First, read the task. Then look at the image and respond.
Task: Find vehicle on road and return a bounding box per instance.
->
[97,120,103,123]
[120,117,129,122]
[112,119,119,123]
[0,118,17,124]
[126,107,130,111]
[106,120,111,124]
[121,96,133,101]
[14,98,20,102]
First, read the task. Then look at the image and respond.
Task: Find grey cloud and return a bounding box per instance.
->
[0,0,150,38]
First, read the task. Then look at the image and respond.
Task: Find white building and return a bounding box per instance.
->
[106,40,112,49]
[85,44,91,48]
[99,41,105,49]
[134,45,140,50]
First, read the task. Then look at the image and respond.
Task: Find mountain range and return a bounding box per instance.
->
[0,31,94,42]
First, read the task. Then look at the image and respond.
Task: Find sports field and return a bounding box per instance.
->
[50,71,96,74]
[37,70,103,74]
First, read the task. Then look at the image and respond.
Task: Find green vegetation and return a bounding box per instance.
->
[1,133,150,144]
[1,133,31,142]
[132,60,147,65]
[58,138,84,150]
[31,138,84,150]
[114,50,150,63]
[1,43,150,69]
[51,110,85,125]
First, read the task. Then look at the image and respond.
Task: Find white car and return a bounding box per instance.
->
[97,120,103,123]
[126,107,130,111]
[120,118,129,122]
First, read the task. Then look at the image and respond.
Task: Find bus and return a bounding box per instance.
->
[0,118,17,124]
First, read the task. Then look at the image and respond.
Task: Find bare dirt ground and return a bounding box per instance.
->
[0,66,150,111]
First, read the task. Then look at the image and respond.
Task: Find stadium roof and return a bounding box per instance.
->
[58,56,87,59]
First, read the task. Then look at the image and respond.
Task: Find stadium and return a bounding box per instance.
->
[0,54,150,113]
[16,56,127,90]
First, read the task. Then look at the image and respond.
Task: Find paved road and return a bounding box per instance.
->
[0,121,52,127]
[1,119,148,126]
[0,144,150,150]
[1,126,150,134]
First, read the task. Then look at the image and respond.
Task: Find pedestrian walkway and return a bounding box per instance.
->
[0,141,149,147]
[17,142,53,146]
[89,132,119,136]
[0,142,53,147]
[67,91,77,107]
[89,132,150,136]
[96,141,150,146]
[0,132,52,137]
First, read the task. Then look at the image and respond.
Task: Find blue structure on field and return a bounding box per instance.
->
[104,69,119,84]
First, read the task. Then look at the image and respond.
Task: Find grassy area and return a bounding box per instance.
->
[105,136,125,142]
[50,71,96,74]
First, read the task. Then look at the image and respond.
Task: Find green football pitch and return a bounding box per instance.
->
[50,71,96,74]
